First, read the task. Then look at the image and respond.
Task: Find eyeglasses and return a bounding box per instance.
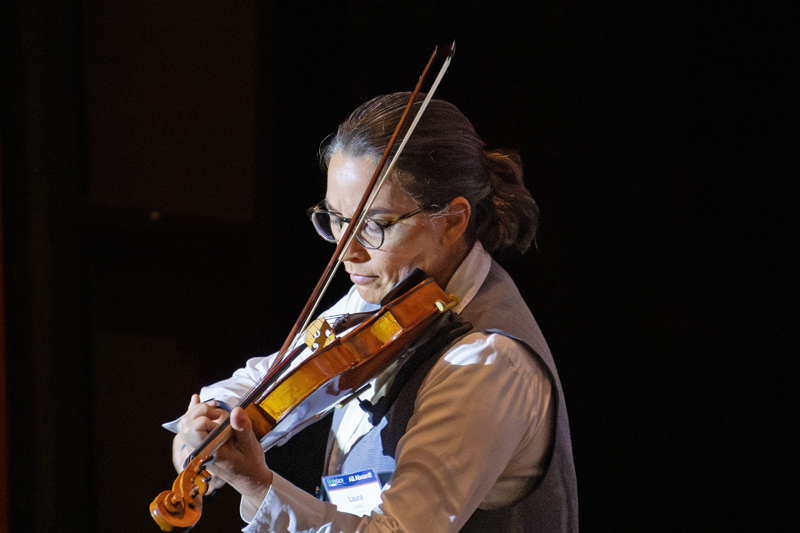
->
[306,200,431,250]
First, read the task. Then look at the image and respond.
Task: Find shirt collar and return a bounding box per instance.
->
[444,240,492,314]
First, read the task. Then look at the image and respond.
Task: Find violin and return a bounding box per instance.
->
[150,43,456,532]
[150,274,459,531]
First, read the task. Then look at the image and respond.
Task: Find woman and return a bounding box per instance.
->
[172,93,578,532]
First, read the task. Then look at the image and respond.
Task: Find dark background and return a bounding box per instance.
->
[1,1,795,531]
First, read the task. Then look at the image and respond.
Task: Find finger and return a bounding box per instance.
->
[187,395,222,416]
[183,413,221,435]
[178,402,206,431]
[184,401,226,424]
[181,395,204,425]
[188,394,201,409]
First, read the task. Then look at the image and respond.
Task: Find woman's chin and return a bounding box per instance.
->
[354,283,386,306]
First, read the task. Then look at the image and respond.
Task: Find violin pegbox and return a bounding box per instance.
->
[305,317,336,351]
[149,457,212,532]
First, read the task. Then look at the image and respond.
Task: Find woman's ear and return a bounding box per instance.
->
[441,196,471,246]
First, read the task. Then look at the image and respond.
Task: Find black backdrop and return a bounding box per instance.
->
[1,1,795,531]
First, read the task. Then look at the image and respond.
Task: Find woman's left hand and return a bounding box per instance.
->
[206,406,274,509]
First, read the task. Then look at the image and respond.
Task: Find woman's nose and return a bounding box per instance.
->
[341,236,370,263]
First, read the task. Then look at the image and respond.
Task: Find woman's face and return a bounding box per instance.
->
[325,152,464,304]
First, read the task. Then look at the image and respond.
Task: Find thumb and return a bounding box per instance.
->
[227,407,261,455]
[229,407,253,434]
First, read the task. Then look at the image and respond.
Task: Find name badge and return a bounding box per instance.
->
[322,469,383,517]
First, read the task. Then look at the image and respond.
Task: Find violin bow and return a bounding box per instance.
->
[273,41,456,370]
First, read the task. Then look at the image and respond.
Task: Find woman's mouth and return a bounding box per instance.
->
[349,273,376,285]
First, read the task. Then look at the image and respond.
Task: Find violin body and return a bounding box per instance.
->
[150,276,458,532]
[255,276,457,448]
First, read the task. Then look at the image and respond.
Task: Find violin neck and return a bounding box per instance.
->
[189,419,233,465]
[190,340,311,461]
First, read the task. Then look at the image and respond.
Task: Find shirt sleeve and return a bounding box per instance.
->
[242,332,553,533]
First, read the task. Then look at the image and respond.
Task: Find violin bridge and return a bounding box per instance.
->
[305,317,336,351]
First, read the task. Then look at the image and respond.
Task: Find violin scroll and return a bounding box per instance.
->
[149,455,213,532]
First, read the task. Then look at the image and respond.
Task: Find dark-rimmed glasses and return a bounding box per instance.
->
[306,200,432,250]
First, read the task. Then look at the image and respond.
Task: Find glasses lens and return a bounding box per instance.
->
[309,209,384,249]
[311,211,337,242]
[358,219,383,249]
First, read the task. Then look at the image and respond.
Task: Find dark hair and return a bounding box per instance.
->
[320,92,539,254]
